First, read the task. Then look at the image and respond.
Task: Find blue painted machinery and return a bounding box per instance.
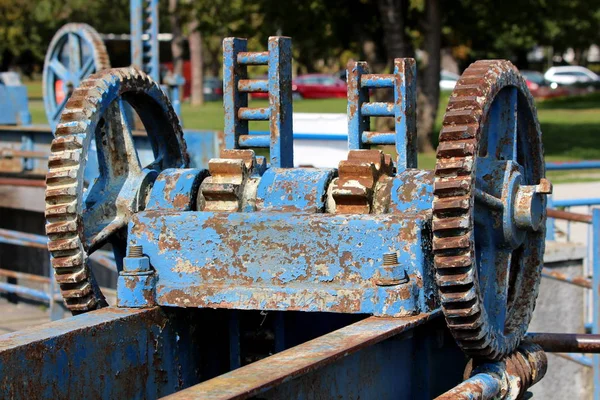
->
[4,36,600,399]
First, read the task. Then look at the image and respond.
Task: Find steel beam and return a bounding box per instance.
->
[0,307,232,399]
[161,312,464,400]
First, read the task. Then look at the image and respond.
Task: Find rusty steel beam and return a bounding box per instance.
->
[0,149,48,159]
[0,177,46,187]
[541,268,592,289]
[526,333,600,353]
[547,208,592,224]
[0,268,50,284]
[162,312,439,400]
[0,228,116,271]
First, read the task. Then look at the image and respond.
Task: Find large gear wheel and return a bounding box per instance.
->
[45,67,189,313]
[43,23,111,130]
[433,60,551,360]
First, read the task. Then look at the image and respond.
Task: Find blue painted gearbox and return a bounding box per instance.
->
[118,36,438,317]
[124,166,436,317]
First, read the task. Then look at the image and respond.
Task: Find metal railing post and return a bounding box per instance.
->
[593,208,600,400]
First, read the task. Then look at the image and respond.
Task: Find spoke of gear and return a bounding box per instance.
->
[433,60,546,360]
[45,67,188,313]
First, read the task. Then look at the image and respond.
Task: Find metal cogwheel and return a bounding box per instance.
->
[45,67,188,313]
[43,23,111,130]
[433,60,550,360]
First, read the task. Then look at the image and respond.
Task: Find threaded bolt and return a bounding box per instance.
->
[128,245,143,258]
[383,252,399,266]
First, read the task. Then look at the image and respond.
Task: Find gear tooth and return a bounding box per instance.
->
[46,219,77,235]
[51,252,84,269]
[432,215,471,232]
[434,177,472,197]
[47,236,81,252]
[432,195,470,213]
[45,201,77,217]
[60,282,93,298]
[434,254,473,269]
[440,285,477,303]
[436,268,475,286]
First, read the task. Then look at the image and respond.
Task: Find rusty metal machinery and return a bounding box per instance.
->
[3,36,599,399]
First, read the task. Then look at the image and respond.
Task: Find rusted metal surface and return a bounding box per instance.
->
[432,60,548,360]
[436,342,547,400]
[129,210,430,316]
[0,177,46,187]
[162,313,438,400]
[332,149,393,214]
[435,374,500,400]
[547,207,592,223]
[0,307,218,399]
[526,333,600,353]
[541,267,592,289]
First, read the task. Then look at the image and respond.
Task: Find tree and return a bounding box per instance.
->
[169,0,184,77]
[188,18,204,105]
[416,0,440,153]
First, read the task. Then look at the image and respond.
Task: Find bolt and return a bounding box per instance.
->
[383,252,399,266]
[128,245,144,258]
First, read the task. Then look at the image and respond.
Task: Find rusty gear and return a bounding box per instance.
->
[45,67,188,313]
[433,60,547,360]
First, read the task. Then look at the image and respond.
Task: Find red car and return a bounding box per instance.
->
[251,74,347,99]
[293,74,347,99]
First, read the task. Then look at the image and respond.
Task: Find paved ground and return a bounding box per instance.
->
[0,297,49,335]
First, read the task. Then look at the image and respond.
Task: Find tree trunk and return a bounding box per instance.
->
[169,0,184,77]
[374,0,414,133]
[416,0,440,153]
[376,0,414,63]
[188,19,204,106]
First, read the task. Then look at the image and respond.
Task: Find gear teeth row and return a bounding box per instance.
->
[432,59,537,361]
[45,66,186,313]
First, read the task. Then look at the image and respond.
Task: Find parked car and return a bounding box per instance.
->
[544,66,600,88]
[293,74,347,99]
[440,70,460,90]
[203,77,223,102]
[520,70,569,99]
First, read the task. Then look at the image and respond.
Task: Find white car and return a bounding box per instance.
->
[440,70,460,90]
[544,66,600,85]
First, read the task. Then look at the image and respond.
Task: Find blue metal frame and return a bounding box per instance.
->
[347,59,417,171]
[223,37,293,167]
[594,208,600,400]
[130,0,159,83]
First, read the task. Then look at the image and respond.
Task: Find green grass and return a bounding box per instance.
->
[26,79,600,181]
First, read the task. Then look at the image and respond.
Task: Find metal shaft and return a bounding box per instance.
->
[526,333,600,353]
